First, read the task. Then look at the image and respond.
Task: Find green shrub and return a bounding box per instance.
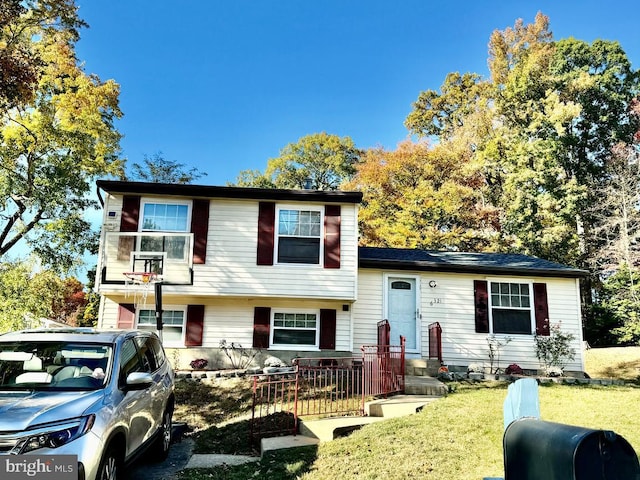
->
[534,323,576,374]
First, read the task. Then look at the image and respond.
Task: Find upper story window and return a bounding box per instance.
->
[490,282,532,335]
[276,207,322,264]
[138,200,191,261]
[141,201,190,232]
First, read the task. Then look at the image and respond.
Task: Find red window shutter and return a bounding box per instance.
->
[533,283,550,336]
[120,196,140,232]
[474,280,489,333]
[117,304,136,329]
[257,202,275,266]
[324,205,341,269]
[191,199,210,265]
[185,305,205,346]
[319,309,337,350]
[253,307,271,348]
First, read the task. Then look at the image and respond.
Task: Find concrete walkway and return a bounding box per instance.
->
[181,376,446,469]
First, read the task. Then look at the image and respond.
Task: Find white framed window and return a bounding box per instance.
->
[137,307,186,347]
[140,199,191,232]
[138,199,191,261]
[275,206,323,265]
[489,282,533,335]
[270,309,319,350]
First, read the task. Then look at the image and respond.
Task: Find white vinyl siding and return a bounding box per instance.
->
[191,200,358,300]
[98,196,358,300]
[98,297,352,352]
[353,270,584,372]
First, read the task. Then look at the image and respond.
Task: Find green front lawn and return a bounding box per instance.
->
[175,347,640,480]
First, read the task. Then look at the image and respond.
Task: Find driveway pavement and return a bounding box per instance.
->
[124,426,194,480]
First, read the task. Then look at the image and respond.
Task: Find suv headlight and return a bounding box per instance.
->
[15,415,96,453]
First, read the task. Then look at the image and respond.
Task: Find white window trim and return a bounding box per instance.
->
[274,204,324,267]
[135,305,187,348]
[269,308,320,351]
[139,198,192,233]
[487,279,535,336]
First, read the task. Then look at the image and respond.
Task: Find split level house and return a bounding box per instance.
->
[95,180,589,374]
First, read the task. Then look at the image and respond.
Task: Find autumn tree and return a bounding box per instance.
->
[402,12,640,344]
[583,144,640,344]
[0,0,84,112]
[405,12,639,267]
[0,0,122,271]
[50,277,87,325]
[0,261,66,332]
[347,140,502,251]
[127,152,207,184]
[234,132,361,190]
[404,72,492,142]
[231,170,276,188]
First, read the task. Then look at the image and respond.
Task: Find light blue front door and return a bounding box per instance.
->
[387,277,418,351]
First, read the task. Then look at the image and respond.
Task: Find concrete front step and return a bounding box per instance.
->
[404,375,449,396]
[365,395,440,418]
[298,415,385,442]
[261,434,320,457]
[405,358,442,377]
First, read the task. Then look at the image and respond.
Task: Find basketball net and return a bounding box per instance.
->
[123,272,160,309]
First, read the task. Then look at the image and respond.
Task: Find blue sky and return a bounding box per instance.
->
[75,1,640,186]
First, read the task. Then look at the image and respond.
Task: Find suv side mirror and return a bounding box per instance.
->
[125,372,154,390]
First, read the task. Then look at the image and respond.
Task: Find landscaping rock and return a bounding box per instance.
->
[264,356,286,368]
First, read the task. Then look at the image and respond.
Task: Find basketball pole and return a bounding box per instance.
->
[154,280,163,342]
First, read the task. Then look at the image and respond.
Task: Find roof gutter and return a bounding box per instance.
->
[358,259,589,279]
[96,180,363,204]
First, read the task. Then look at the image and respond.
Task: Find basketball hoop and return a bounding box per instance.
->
[123,272,162,308]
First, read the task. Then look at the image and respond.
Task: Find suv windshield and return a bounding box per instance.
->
[0,341,112,391]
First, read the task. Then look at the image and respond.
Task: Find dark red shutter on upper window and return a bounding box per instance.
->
[253,307,271,348]
[117,304,136,329]
[120,196,140,232]
[319,309,337,350]
[257,202,275,265]
[185,305,205,346]
[324,205,341,269]
[474,280,489,333]
[191,199,209,265]
[533,283,550,336]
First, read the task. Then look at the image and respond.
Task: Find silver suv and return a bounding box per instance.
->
[0,328,175,480]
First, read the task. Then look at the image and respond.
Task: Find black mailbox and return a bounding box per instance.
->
[503,418,640,480]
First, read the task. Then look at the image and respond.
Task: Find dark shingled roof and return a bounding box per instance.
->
[359,246,588,278]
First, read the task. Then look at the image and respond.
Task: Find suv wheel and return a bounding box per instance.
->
[97,445,121,480]
[152,408,173,461]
